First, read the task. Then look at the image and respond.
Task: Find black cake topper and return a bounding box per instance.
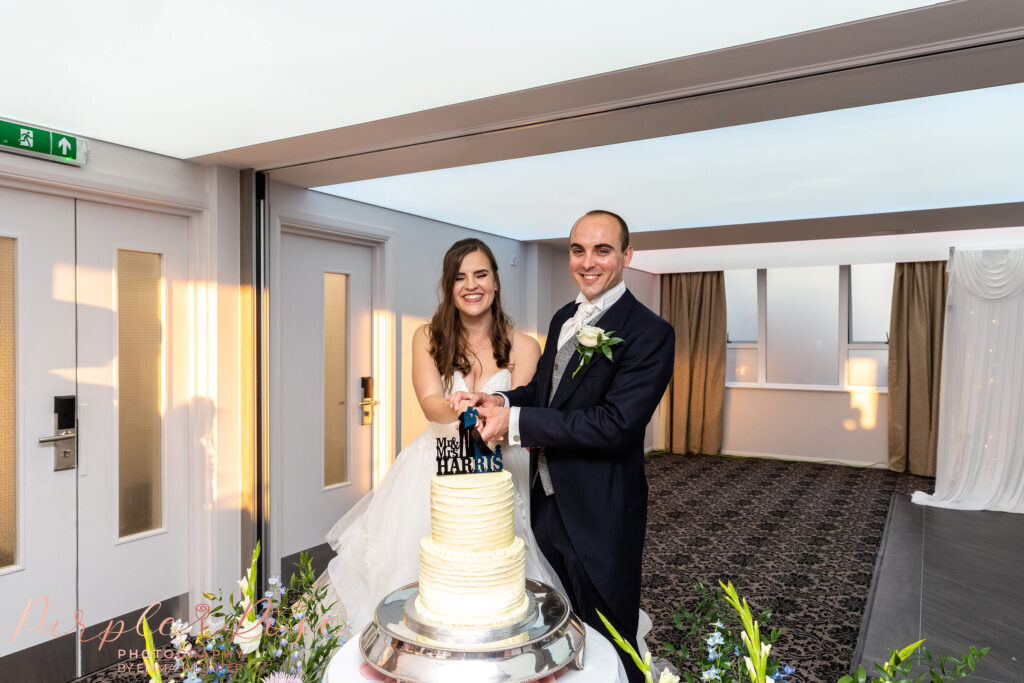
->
[435,407,503,476]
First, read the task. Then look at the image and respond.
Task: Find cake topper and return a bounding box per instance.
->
[435,407,503,476]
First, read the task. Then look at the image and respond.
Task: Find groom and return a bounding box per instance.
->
[455,210,674,682]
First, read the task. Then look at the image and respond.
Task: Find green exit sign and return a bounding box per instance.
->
[0,118,87,166]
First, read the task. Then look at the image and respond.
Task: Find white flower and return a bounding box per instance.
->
[658,670,681,683]
[233,616,263,655]
[237,577,249,596]
[576,325,603,348]
[744,656,757,681]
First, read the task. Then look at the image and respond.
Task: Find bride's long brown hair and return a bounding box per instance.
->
[429,239,513,393]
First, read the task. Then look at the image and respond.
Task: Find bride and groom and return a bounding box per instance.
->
[321,210,675,682]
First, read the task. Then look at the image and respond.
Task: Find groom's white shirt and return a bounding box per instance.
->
[499,281,627,447]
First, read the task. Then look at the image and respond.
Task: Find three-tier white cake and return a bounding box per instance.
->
[414,471,530,628]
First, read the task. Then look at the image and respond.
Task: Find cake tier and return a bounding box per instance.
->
[429,471,514,552]
[416,535,529,628]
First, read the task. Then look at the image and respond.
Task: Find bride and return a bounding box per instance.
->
[318,238,564,634]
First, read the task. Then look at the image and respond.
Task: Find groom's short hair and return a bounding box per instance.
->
[577,210,630,250]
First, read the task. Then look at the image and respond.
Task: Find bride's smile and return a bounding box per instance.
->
[453,249,497,318]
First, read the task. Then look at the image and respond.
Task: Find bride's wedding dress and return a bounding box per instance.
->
[319,369,565,634]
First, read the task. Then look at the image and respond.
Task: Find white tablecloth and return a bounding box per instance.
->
[326,623,627,683]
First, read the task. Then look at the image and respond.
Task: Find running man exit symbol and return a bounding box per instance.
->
[1,117,85,165]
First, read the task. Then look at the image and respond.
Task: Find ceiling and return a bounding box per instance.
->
[4,0,1024,268]
[3,0,939,159]
[314,84,1024,242]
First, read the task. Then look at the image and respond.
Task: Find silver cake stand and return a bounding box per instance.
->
[359,579,586,682]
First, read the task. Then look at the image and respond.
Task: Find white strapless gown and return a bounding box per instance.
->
[318,369,566,635]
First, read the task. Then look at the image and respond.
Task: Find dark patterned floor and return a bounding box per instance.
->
[76,453,933,682]
[642,453,933,683]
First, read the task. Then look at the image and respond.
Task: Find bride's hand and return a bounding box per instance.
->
[448,391,502,412]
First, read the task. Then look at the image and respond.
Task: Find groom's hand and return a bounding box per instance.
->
[448,391,504,412]
[476,405,510,442]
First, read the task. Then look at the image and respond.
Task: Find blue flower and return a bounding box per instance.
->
[771,665,796,681]
[707,647,719,660]
[733,646,741,658]
[275,648,283,657]
[701,666,721,681]
[706,632,724,648]
[184,674,201,683]
[711,620,724,630]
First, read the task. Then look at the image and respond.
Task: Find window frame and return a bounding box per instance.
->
[724,265,889,393]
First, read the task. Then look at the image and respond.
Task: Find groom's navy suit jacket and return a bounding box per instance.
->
[505,290,674,629]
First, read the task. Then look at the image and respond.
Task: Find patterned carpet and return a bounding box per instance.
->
[75,453,933,682]
[642,453,933,683]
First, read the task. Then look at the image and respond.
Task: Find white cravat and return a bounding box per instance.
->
[557,301,597,349]
[556,281,627,350]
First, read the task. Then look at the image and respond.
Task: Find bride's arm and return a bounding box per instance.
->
[509,331,541,389]
[411,324,461,423]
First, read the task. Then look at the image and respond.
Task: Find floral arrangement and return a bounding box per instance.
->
[573,325,623,377]
[143,542,347,682]
[603,581,987,683]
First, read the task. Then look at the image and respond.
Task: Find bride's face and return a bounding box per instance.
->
[452,250,496,319]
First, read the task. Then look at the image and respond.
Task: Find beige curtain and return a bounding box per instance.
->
[660,272,727,455]
[888,261,947,476]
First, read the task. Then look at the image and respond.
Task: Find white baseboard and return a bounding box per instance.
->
[719,449,889,469]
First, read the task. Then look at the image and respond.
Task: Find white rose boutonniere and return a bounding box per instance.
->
[572,325,623,377]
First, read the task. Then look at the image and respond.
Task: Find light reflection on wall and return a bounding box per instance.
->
[373,309,396,490]
[399,315,430,452]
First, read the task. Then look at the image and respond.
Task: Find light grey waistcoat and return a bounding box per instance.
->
[535,336,580,496]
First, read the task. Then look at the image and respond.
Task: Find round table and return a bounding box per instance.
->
[325,622,628,683]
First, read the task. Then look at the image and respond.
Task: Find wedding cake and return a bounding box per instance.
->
[414,470,530,628]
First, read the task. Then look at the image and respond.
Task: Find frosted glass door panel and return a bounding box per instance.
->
[116,250,163,537]
[0,237,14,568]
[766,266,838,385]
[323,272,349,486]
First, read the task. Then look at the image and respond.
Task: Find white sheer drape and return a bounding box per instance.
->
[912,249,1024,513]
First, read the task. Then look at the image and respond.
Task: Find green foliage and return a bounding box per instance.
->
[659,581,781,683]
[836,644,990,683]
[167,544,348,682]
[655,581,987,683]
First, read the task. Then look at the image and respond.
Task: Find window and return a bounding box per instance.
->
[846,263,894,387]
[766,266,839,385]
[724,269,759,383]
[721,263,892,389]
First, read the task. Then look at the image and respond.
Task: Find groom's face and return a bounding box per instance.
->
[569,213,634,301]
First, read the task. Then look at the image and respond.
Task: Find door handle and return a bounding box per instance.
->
[38,429,76,444]
[40,395,77,471]
[359,377,378,426]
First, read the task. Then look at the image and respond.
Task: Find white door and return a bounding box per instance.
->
[0,191,190,678]
[76,200,190,624]
[0,187,78,678]
[273,229,373,577]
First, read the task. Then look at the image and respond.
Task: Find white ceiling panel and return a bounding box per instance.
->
[316,84,1024,241]
[1,0,938,158]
